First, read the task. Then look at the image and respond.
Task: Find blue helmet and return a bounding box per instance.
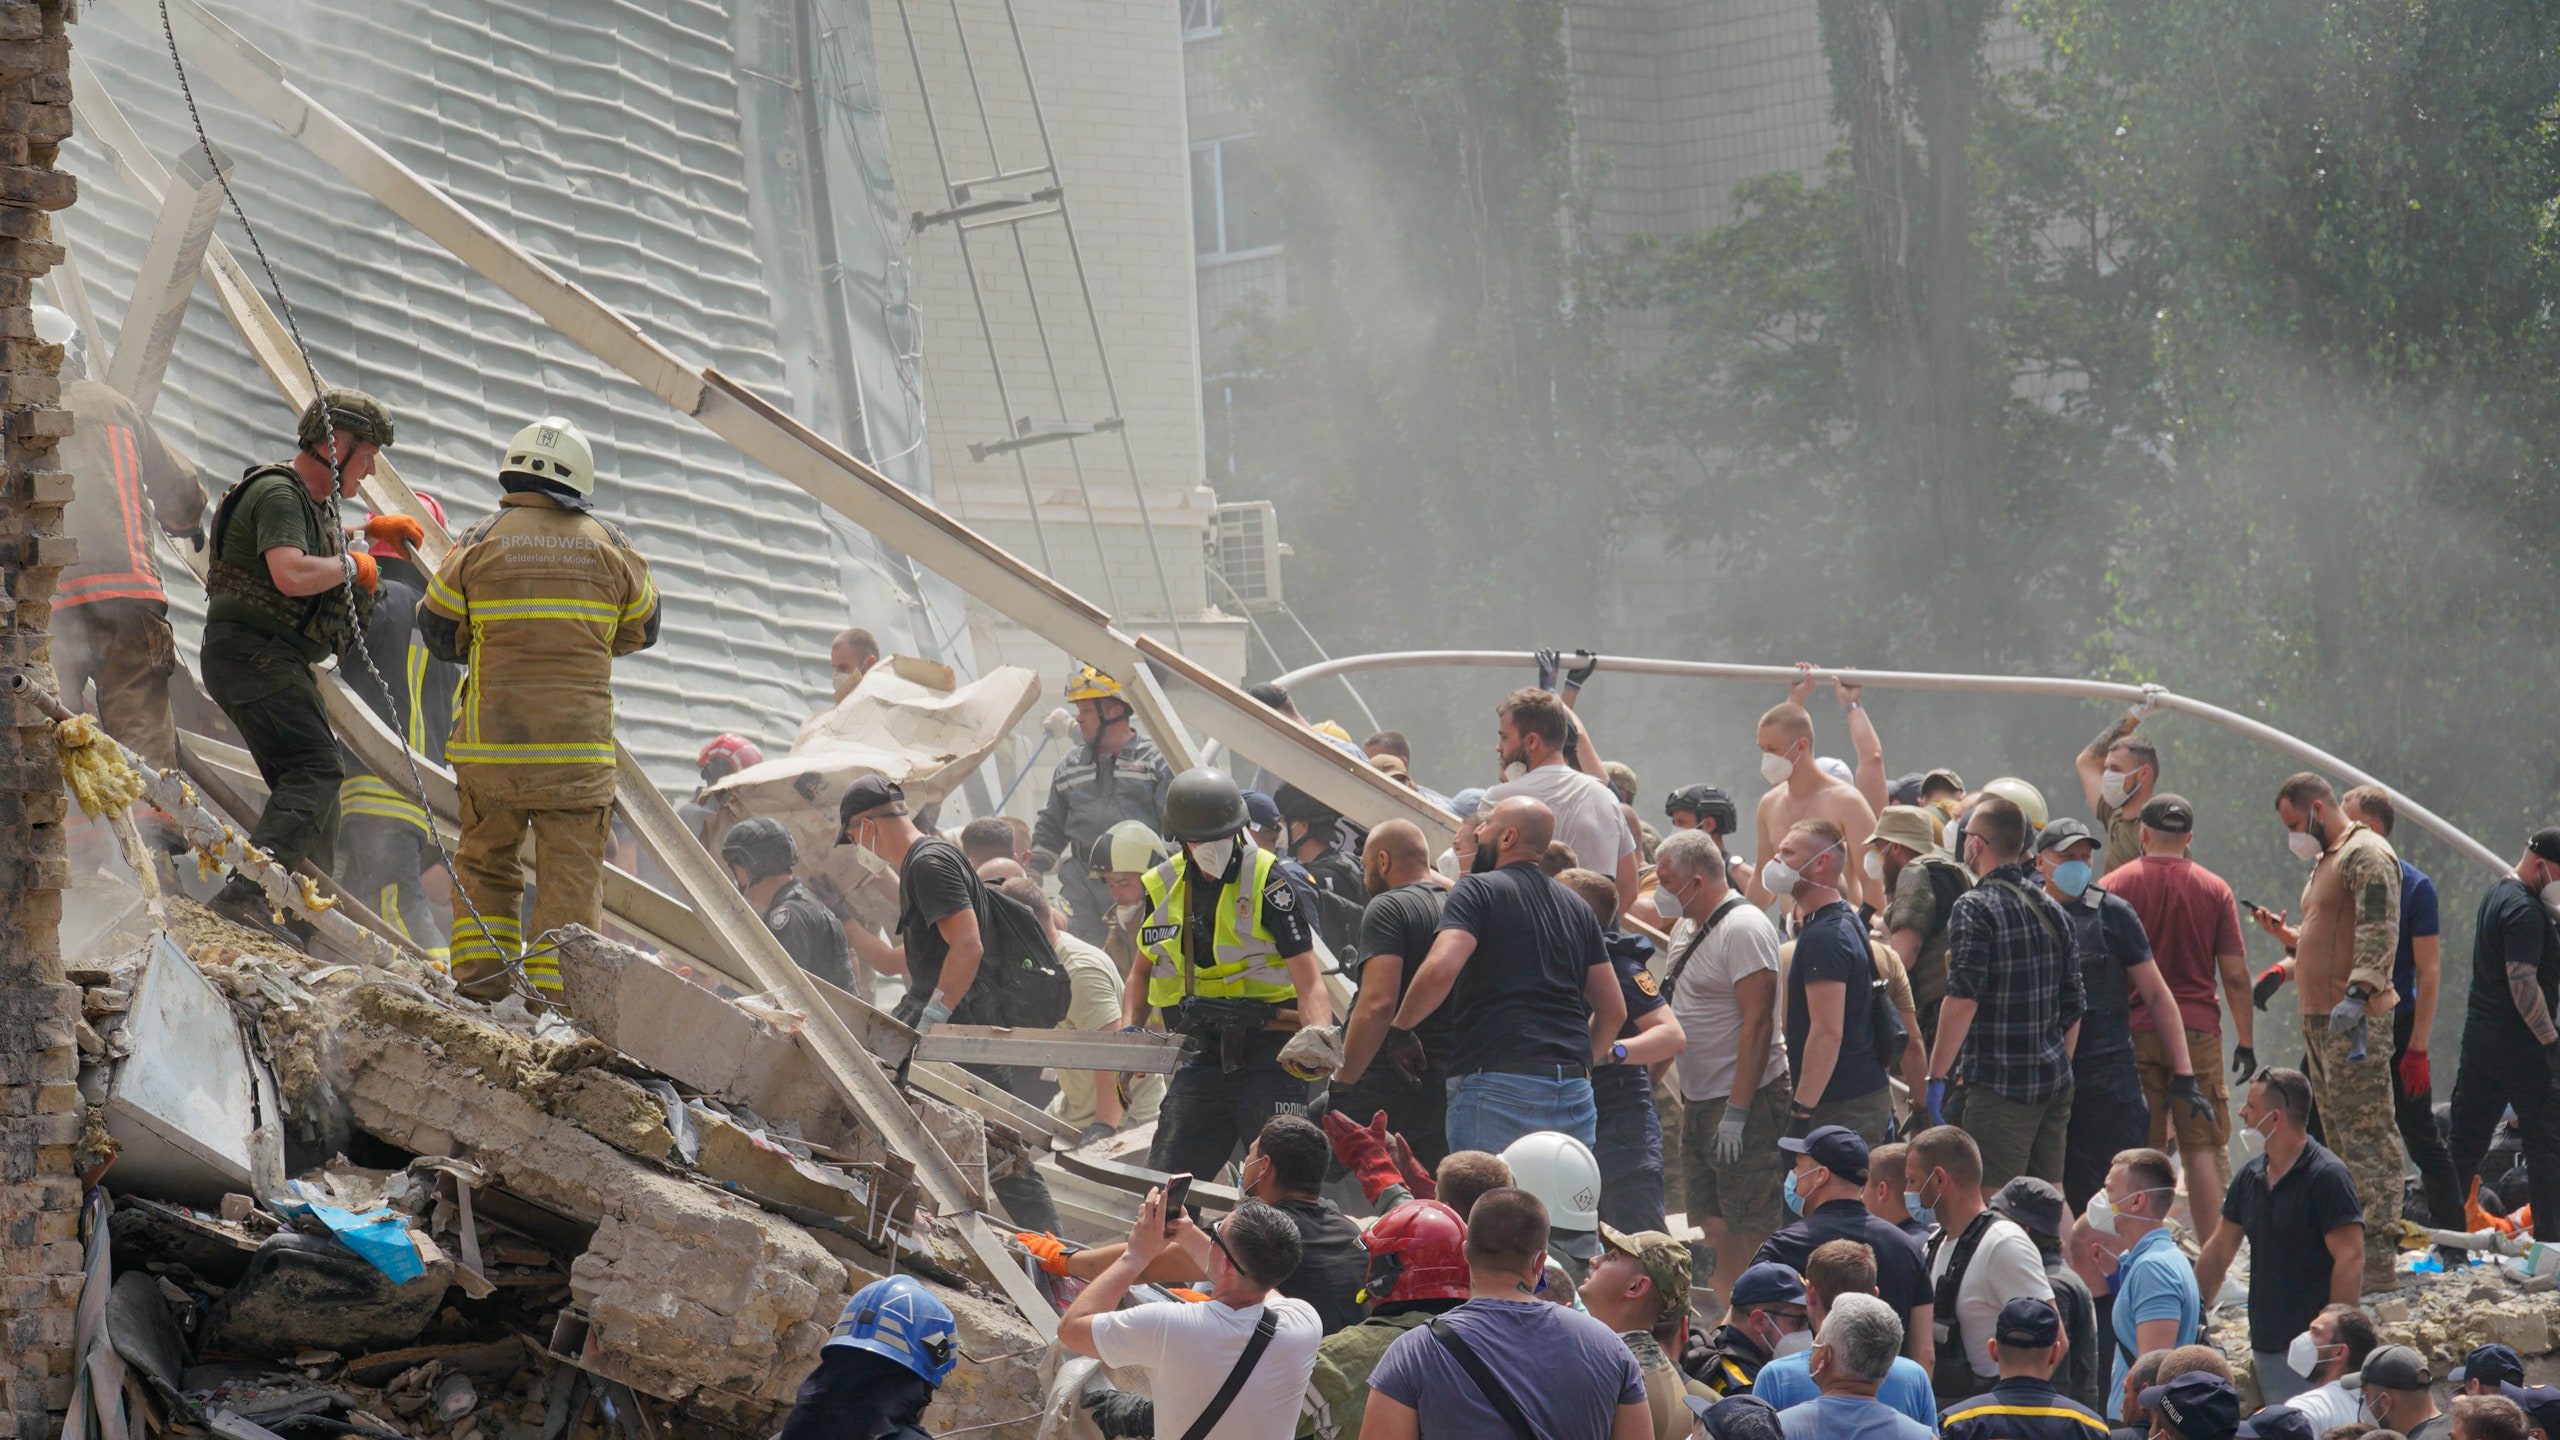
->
[826,1275,958,1386]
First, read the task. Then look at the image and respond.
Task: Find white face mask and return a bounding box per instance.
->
[2100,769,2136,807]
[1761,857,1802,895]
[1502,760,1529,783]
[2236,1121,2268,1161]
[1188,838,1237,877]
[2286,829,2322,862]
[1654,881,1684,922]
[1863,849,1885,880]
[2286,1330,2322,1378]
[1759,749,1794,786]
[1113,902,1140,924]
[1773,1329,1815,1358]
[2541,880,2560,916]
[2085,1189,2123,1236]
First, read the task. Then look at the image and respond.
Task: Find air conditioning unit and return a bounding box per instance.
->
[1209,500,1287,612]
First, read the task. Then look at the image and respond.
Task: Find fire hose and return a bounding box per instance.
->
[1208,650,2513,883]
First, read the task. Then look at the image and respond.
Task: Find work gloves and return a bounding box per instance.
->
[1323,1109,1406,1205]
[1081,1389,1155,1439]
[349,552,380,594]
[1378,1026,1428,1087]
[1535,649,1562,692]
[2231,1046,2259,1084]
[1924,1079,1948,1129]
[2328,991,2367,1036]
[2253,964,2288,1011]
[1714,1109,1750,1167]
[363,513,427,550]
[1014,1231,1078,1277]
[2167,1073,2216,1125]
[2398,1049,2430,1096]
[1564,651,1600,693]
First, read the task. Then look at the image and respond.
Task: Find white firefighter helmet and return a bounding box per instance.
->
[501,416,596,497]
[1500,1131,1602,1233]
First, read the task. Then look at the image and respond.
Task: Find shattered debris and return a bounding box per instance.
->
[67,898,1054,1440]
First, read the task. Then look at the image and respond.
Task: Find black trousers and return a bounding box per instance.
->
[1148,1036,1313,1184]
[963,1062,1062,1234]
[2449,1022,2560,1240]
[201,622,342,883]
[2064,1059,2151,1214]
[2391,1009,2464,1231]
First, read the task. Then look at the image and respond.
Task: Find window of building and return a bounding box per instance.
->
[1182,0,1221,38]
[1190,135,1281,261]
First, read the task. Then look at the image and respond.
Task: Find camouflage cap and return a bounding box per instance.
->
[298,387,395,450]
[1599,1225,1690,1323]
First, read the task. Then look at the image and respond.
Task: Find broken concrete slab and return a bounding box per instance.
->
[201,1230,454,1359]
[104,936,268,1208]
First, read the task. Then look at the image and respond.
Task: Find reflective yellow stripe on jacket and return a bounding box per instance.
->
[339,775,431,835]
[1140,844,1295,1008]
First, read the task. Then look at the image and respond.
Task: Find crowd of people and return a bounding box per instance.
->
[755,657,2560,1440]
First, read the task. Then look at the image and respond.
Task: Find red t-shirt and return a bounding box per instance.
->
[2105,854,2246,1035]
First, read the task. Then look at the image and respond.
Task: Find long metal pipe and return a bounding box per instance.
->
[1223,650,2515,882]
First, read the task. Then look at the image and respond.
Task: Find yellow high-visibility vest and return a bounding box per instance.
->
[1139,844,1296,1009]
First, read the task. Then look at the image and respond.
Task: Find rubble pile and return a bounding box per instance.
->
[69,894,1055,1440]
[2210,1256,2560,1407]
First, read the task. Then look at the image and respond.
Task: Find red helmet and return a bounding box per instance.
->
[698,733,765,785]
[369,492,448,557]
[1359,1199,1469,1305]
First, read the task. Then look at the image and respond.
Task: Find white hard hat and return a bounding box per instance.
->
[31,305,76,348]
[1499,1131,1601,1234]
[501,416,596,497]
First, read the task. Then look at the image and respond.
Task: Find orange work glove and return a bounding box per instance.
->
[350,552,380,594]
[364,513,427,549]
[1014,1231,1076,1276]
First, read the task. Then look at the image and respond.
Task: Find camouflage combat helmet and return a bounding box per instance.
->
[297,387,396,451]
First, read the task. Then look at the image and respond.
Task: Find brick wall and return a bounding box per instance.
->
[0,1,80,1435]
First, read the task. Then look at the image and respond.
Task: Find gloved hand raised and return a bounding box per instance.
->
[1323,1108,1405,1205]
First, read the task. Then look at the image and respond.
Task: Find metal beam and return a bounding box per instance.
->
[914,1024,1186,1074]
[909,1063,1079,1147]
[104,142,230,416]
[99,0,1460,850]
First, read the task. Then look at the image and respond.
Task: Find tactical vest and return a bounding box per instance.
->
[206,464,365,655]
[1928,1210,2003,1405]
[1139,845,1294,1008]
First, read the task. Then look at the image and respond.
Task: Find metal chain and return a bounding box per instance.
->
[154,3,524,998]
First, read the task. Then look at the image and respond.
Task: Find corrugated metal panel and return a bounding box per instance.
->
[61,0,913,793]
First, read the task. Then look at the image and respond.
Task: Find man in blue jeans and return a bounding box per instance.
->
[1384,796,1625,1154]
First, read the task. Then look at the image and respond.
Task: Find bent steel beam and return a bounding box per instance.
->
[1253,649,2512,882]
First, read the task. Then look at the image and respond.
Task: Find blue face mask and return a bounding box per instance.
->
[2051,859,2093,897]
[1783,1170,1806,1216]
[1903,1192,1934,1229]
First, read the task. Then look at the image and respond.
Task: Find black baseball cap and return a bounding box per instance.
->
[2233,1406,2315,1440]
[1778,1125,1869,1180]
[2453,1343,2525,1386]
[2503,1383,2560,1433]
[2140,1372,2239,1440]
[1682,1395,1784,1440]
[2342,1344,2432,1392]
[2141,793,2195,834]
[2531,826,2560,867]
[2032,817,2099,856]
[836,774,906,839]
[1990,1176,2066,1241]
[1994,1296,2059,1349]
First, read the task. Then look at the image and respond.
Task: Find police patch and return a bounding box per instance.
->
[1633,970,1659,998]
[1265,879,1296,912]
[1141,924,1180,944]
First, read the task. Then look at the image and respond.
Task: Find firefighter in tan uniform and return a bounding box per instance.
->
[420,417,658,1000]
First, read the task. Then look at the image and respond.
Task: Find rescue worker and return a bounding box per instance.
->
[1123,766,1332,1181]
[723,816,856,993]
[421,417,659,1001]
[1686,1262,1814,1400]
[200,388,404,941]
[1274,782,1369,958]
[1936,1297,2108,1440]
[337,490,459,964]
[43,306,205,779]
[1089,817,1168,978]
[1031,665,1173,944]
[777,1274,957,1440]
[682,732,763,843]
[1299,1199,1472,1440]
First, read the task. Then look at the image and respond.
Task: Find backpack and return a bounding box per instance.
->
[976,885,1072,1030]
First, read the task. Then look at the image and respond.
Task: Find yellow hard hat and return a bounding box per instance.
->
[1064,664,1123,701]
[1978,776,2048,830]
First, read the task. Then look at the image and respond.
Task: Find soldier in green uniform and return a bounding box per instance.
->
[198,389,403,940]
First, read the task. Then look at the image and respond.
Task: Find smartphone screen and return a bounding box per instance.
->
[1162,1173,1192,1228]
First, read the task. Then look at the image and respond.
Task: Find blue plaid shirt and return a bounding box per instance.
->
[1945,861,2086,1102]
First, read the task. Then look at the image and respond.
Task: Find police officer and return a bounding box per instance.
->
[1555,867,1683,1234]
[1685,1262,1813,1399]
[421,417,659,1001]
[1122,766,1332,1181]
[1936,1297,2108,1440]
[200,388,404,942]
[722,817,856,993]
[1273,782,1368,958]
[777,1275,957,1440]
[1031,665,1173,944]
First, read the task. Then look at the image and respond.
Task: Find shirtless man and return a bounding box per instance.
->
[1751,699,1882,911]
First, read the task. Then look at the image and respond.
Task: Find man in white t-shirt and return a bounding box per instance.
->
[1654,826,1790,1296]
[1061,1187,1322,1440]
[1906,1125,2052,1399]
[1473,688,1636,917]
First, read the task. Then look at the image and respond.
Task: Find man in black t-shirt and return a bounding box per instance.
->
[2450,827,2560,1237]
[720,818,856,994]
[1380,796,1623,1156]
[1275,783,1372,961]
[1557,867,1682,1234]
[2192,1068,2362,1407]
[1775,818,1891,1145]
[839,774,1062,1233]
[1245,1114,1369,1333]
[1331,820,1453,1166]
